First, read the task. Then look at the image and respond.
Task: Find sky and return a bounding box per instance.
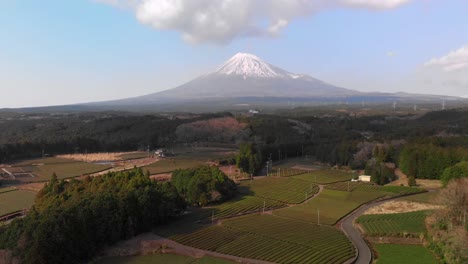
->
[1,0,468,108]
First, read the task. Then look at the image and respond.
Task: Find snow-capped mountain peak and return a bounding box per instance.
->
[214,52,289,79]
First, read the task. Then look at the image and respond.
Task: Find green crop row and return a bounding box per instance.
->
[165,214,355,264]
[356,210,431,236]
[239,177,319,204]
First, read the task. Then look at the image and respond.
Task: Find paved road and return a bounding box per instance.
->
[341,203,375,264]
[341,195,420,264]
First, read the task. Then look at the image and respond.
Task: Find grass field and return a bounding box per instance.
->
[357,210,431,236]
[239,177,319,204]
[273,189,388,225]
[398,191,438,204]
[158,214,355,264]
[142,159,206,175]
[95,253,236,264]
[0,187,16,194]
[326,181,424,195]
[0,190,36,216]
[292,170,354,184]
[10,157,111,182]
[117,152,149,160]
[210,195,285,219]
[374,244,437,264]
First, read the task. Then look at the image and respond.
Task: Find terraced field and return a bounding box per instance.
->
[97,253,236,264]
[357,210,431,236]
[373,244,437,264]
[292,170,354,184]
[211,195,285,219]
[273,189,389,225]
[162,214,355,264]
[0,189,36,216]
[239,177,319,204]
[326,181,424,195]
[142,158,205,175]
[9,157,111,182]
[269,167,308,177]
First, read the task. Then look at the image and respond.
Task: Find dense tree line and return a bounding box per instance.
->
[0,168,186,264]
[0,112,229,162]
[398,143,467,179]
[171,166,237,206]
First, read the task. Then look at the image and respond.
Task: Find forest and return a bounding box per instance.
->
[0,168,186,264]
[1,108,468,182]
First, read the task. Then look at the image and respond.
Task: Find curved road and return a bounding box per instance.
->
[340,195,421,264]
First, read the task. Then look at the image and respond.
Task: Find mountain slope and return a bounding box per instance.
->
[106,53,359,105]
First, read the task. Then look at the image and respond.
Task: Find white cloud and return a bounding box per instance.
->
[97,0,412,44]
[425,45,468,72]
[387,51,396,57]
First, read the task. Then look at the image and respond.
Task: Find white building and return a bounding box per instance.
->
[358,175,371,182]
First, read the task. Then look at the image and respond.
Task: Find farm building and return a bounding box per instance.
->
[155,149,168,158]
[358,175,371,182]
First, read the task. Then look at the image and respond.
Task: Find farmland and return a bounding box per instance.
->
[142,158,206,175]
[158,214,355,264]
[357,210,431,236]
[211,195,285,219]
[373,244,437,264]
[273,188,387,224]
[96,253,235,264]
[6,157,111,183]
[325,181,424,195]
[239,177,319,204]
[292,169,354,184]
[0,189,36,216]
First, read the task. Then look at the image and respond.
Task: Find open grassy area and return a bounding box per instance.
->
[0,190,36,216]
[142,158,206,175]
[398,191,438,204]
[273,189,387,225]
[117,152,149,160]
[374,244,437,264]
[95,253,236,264]
[239,177,319,204]
[158,214,354,264]
[10,157,111,182]
[357,210,431,236]
[0,187,16,194]
[292,170,354,184]
[211,195,285,219]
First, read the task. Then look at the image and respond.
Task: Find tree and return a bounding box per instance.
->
[236,143,261,175]
[408,175,416,186]
[440,161,468,187]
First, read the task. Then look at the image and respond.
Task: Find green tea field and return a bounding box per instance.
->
[0,189,36,216]
[8,157,112,182]
[373,244,437,264]
[357,210,431,236]
[159,214,355,264]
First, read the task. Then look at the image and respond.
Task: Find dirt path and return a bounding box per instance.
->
[102,233,274,264]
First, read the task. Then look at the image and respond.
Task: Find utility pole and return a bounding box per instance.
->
[317,208,320,225]
[212,210,214,225]
[263,200,266,214]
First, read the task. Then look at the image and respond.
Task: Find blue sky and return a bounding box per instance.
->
[1,0,468,108]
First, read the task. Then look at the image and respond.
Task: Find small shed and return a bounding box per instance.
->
[358,175,371,182]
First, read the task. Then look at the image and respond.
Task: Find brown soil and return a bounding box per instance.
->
[150,173,172,182]
[363,200,442,215]
[57,152,144,162]
[16,182,45,192]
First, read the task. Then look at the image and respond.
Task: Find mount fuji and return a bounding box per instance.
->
[100,53,360,105]
[82,52,462,111]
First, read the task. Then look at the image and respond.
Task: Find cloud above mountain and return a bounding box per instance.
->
[425,45,468,72]
[97,0,411,44]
